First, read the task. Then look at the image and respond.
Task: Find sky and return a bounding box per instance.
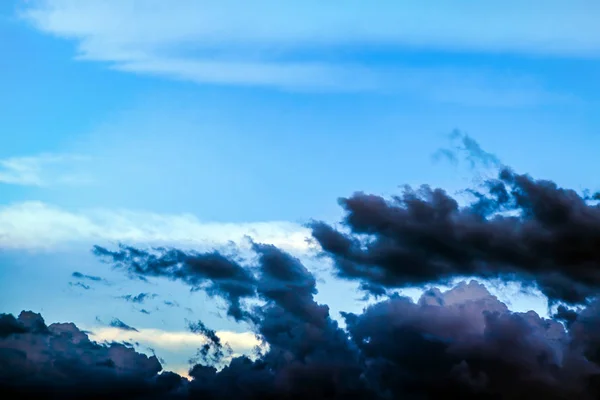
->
[2,1,600,397]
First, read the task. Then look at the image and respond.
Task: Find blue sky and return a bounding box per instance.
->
[1,0,599,376]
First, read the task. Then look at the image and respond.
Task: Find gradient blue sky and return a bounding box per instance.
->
[1,0,599,376]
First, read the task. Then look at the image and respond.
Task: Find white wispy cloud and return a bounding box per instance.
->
[0,153,92,187]
[0,201,311,252]
[18,0,598,95]
[89,326,261,352]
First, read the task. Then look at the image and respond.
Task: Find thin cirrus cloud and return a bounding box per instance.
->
[0,201,312,252]
[0,153,92,187]
[18,0,599,96]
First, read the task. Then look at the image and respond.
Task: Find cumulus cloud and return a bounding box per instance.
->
[0,311,185,399]
[4,279,600,398]
[90,241,600,398]
[310,164,600,305]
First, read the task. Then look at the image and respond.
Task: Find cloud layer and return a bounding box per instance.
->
[4,279,600,398]
[0,201,310,252]
[18,1,597,96]
[4,136,600,397]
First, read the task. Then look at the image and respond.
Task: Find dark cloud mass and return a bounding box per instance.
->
[88,242,600,398]
[5,137,600,398]
[4,281,600,398]
[93,246,256,321]
[0,311,183,399]
[311,167,600,305]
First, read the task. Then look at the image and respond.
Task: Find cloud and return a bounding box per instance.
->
[119,293,158,304]
[92,236,600,398]
[433,130,502,171]
[94,244,258,321]
[108,318,139,332]
[6,135,600,397]
[72,271,106,282]
[4,280,600,398]
[21,1,600,57]
[310,160,600,305]
[88,134,600,397]
[88,326,261,353]
[0,153,91,187]
[0,201,311,252]
[68,281,91,290]
[0,311,185,399]
[18,1,593,98]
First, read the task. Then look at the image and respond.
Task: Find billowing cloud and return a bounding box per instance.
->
[310,166,600,305]
[91,240,600,398]
[0,311,186,399]
[4,280,600,398]
[5,136,600,397]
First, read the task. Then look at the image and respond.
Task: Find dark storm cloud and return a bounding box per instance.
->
[92,236,600,398]
[72,271,106,282]
[187,319,232,367]
[553,305,580,327]
[109,318,139,332]
[5,281,600,398]
[120,293,159,304]
[310,165,600,305]
[0,311,186,399]
[342,281,600,399]
[93,245,256,321]
[0,314,29,338]
[6,135,600,398]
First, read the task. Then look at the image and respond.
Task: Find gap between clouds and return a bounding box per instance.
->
[88,326,261,352]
